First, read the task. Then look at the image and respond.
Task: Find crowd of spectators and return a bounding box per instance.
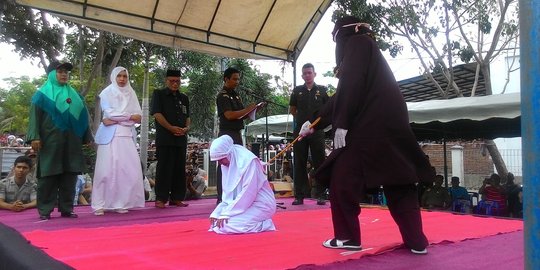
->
[413,173,523,218]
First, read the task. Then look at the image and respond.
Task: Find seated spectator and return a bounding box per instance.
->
[504,172,521,218]
[74,174,92,205]
[277,159,293,182]
[185,164,207,200]
[0,156,37,212]
[448,176,470,212]
[145,158,157,201]
[478,173,507,216]
[208,135,276,234]
[421,175,451,210]
[188,145,201,166]
[24,149,38,181]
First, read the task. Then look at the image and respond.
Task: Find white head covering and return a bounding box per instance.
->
[210,135,264,201]
[99,67,142,117]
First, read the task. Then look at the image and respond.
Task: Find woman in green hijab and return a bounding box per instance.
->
[26,61,93,220]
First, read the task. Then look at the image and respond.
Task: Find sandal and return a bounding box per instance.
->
[322,239,362,250]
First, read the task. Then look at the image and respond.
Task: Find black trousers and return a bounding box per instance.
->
[155,145,187,202]
[292,130,326,199]
[37,173,77,216]
[329,159,428,250]
[216,130,242,202]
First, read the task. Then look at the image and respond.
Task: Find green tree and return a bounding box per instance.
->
[0,76,42,134]
[187,70,222,141]
[0,0,63,71]
[2,3,292,146]
[333,0,519,96]
[228,59,288,117]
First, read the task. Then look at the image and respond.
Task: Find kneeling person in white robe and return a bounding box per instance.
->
[209,135,276,234]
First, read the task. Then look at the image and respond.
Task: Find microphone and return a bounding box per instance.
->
[239,86,255,94]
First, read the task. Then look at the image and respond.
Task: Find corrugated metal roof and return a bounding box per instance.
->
[399,62,487,102]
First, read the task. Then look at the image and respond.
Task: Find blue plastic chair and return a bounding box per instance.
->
[476,200,500,216]
[452,199,472,213]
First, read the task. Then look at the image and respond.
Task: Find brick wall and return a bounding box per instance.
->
[422,142,494,189]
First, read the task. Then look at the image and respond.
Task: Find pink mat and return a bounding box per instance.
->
[22,208,523,270]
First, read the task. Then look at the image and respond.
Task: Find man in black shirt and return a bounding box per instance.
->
[215,67,258,203]
[150,69,191,208]
[289,63,329,205]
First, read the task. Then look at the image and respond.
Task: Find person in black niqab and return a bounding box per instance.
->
[300,16,434,254]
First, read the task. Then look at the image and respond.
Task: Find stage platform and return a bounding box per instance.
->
[0,198,523,269]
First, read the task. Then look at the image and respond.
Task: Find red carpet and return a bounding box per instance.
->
[22,208,522,270]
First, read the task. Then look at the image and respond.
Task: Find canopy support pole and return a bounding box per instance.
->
[520,0,540,268]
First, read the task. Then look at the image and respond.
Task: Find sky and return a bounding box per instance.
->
[251,6,422,90]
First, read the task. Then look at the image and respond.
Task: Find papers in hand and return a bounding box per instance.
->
[239,102,265,120]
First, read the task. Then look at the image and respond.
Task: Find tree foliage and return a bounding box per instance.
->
[0,0,63,71]
[333,0,519,179]
[333,0,519,96]
[0,76,43,134]
[1,3,292,145]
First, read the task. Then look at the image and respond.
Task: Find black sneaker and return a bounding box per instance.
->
[322,239,362,250]
[60,212,78,218]
[317,198,326,205]
[39,214,50,220]
[292,198,304,205]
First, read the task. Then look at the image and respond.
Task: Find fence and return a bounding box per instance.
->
[0,147,31,177]
[499,149,522,176]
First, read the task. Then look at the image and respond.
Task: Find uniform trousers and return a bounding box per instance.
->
[216,130,242,202]
[292,130,326,199]
[155,145,187,202]
[37,173,77,216]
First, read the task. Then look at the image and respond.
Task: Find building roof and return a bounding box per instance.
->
[399,62,487,102]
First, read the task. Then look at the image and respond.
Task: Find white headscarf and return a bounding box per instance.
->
[99,67,142,118]
[210,135,265,202]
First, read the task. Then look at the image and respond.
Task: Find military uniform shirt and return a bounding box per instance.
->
[289,84,329,133]
[0,176,37,203]
[216,88,245,131]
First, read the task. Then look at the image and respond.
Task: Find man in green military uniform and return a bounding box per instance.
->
[26,61,92,220]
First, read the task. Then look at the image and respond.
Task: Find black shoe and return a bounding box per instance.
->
[292,198,304,205]
[39,214,50,220]
[317,198,326,205]
[61,212,78,218]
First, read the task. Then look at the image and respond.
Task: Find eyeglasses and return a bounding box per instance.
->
[168,79,180,84]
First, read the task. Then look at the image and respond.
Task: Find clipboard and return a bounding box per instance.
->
[238,102,265,120]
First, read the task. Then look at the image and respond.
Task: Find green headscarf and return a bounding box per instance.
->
[31,70,89,137]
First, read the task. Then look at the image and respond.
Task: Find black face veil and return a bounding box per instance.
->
[332,16,375,69]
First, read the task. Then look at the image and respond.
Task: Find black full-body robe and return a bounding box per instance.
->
[315,33,434,250]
